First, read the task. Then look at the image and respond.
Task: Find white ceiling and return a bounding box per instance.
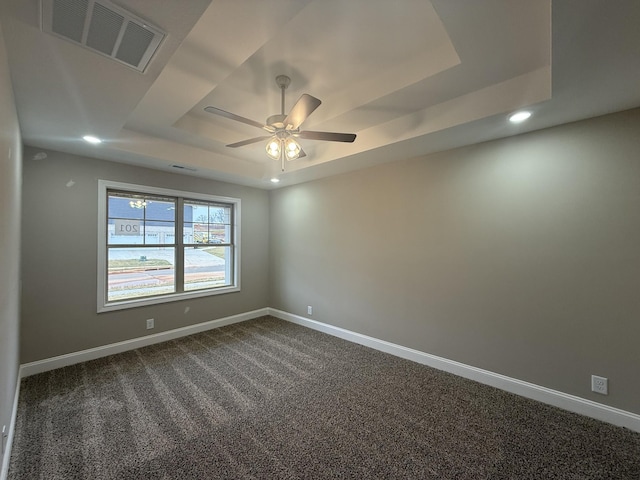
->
[2,0,640,189]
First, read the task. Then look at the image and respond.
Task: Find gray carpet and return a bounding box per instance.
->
[8,316,640,479]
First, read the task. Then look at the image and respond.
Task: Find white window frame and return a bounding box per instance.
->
[97,180,241,312]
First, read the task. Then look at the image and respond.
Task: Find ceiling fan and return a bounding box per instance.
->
[204,75,356,170]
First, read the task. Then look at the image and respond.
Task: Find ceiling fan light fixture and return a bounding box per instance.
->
[284,137,301,160]
[129,199,147,209]
[266,138,281,160]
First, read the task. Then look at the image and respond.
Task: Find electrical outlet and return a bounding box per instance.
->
[307,306,313,315]
[591,375,608,395]
[146,318,154,329]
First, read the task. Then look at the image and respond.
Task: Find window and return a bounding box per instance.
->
[98,181,240,312]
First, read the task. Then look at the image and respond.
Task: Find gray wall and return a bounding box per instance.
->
[15,101,640,417]
[0,22,22,466]
[270,108,640,415]
[20,148,270,363]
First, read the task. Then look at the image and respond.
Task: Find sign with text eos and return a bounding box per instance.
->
[114,219,141,235]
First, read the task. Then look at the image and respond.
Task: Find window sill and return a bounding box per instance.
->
[98,284,240,313]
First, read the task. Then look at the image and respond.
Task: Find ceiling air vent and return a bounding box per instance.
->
[41,0,165,73]
[171,165,197,172]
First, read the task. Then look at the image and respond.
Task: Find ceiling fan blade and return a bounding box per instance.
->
[298,149,307,159]
[204,106,268,131]
[299,130,356,143]
[226,136,271,148]
[284,94,321,130]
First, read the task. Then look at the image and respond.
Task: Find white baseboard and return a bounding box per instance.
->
[269,308,640,434]
[0,373,21,480]
[20,308,269,378]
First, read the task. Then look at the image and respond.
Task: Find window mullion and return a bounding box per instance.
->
[176,197,185,293]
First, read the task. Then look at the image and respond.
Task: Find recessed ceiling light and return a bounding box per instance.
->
[83,135,102,144]
[509,111,532,123]
[270,178,280,183]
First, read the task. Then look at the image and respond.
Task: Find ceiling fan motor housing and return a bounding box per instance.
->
[267,114,287,129]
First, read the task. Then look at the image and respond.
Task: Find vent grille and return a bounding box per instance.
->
[86,2,123,55]
[41,0,165,73]
[171,165,197,172]
[116,21,155,66]
[51,0,87,42]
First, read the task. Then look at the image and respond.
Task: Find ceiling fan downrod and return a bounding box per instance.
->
[276,75,290,116]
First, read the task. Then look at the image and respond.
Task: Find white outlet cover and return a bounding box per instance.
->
[591,375,608,395]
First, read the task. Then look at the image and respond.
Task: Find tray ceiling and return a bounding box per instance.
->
[1,0,639,188]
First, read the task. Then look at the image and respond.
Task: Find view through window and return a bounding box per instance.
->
[99,182,239,310]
